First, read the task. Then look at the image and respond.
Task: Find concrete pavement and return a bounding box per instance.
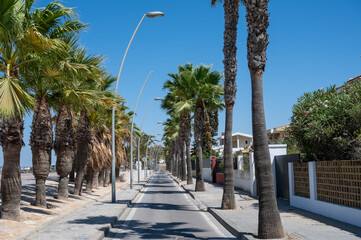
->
[27,177,151,240]
[173,175,361,240]
[105,171,236,239]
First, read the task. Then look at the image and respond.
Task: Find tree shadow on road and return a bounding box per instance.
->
[106,219,236,239]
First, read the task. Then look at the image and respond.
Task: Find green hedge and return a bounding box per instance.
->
[288,80,361,161]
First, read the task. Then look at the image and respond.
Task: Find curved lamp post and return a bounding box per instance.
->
[111,11,164,202]
[130,71,154,189]
[137,98,162,183]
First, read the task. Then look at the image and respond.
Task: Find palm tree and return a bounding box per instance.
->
[162,116,180,176]
[52,43,106,197]
[211,0,241,209]
[162,64,194,182]
[0,0,53,219]
[243,0,285,238]
[25,1,86,207]
[177,65,223,191]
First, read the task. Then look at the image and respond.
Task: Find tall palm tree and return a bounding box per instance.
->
[211,0,241,209]
[176,65,224,191]
[243,0,285,238]
[52,43,106,197]
[25,1,86,207]
[0,0,51,219]
[162,64,194,182]
[162,116,180,176]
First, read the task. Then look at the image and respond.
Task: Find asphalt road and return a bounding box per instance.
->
[105,171,236,240]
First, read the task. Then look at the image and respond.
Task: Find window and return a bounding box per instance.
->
[245,141,248,144]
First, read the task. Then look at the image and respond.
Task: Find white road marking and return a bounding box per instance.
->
[172,177,227,238]
[113,178,152,238]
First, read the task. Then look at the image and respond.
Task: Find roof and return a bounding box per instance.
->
[218,132,253,139]
[336,74,361,91]
[267,124,289,134]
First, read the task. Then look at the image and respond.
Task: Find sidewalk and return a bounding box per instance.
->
[171,175,361,240]
[27,178,151,240]
[0,170,152,240]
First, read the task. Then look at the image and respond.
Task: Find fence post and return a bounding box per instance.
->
[250,152,257,196]
[288,162,294,198]
[237,155,243,170]
[308,161,317,200]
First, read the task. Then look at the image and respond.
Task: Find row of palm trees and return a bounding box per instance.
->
[0,0,131,220]
[163,0,286,239]
[161,64,224,190]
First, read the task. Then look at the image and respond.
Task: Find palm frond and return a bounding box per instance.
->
[0,75,34,118]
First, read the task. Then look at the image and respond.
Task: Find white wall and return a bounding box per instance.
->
[269,144,287,195]
[233,170,252,192]
[203,168,212,182]
[289,162,361,227]
[201,144,286,197]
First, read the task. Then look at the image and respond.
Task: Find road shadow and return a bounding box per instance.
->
[142,190,185,195]
[107,219,236,239]
[132,202,198,212]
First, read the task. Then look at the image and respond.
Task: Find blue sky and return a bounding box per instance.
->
[1,0,361,167]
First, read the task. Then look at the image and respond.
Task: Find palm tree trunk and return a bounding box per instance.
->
[93,170,99,188]
[194,100,205,191]
[0,117,24,220]
[104,167,110,187]
[185,142,193,185]
[179,114,187,181]
[177,139,182,179]
[244,0,285,238]
[251,72,285,238]
[185,113,193,184]
[219,0,240,210]
[85,164,94,192]
[69,168,75,182]
[30,96,53,208]
[115,167,120,182]
[221,107,236,209]
[172,149,176,176]
[55,105,75,199]
[180,140,186,181]
[99,168,105,187]
[74,109,91,195]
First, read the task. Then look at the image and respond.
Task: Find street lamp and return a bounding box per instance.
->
[130,71,154,190]
[111,11,164,201]
[137,98,162,183]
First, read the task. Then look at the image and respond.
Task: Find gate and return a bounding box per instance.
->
[275,154,300,199]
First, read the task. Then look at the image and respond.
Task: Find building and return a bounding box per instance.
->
[212,132,253,155]
[267,124,289,144]
[336,73,361,92]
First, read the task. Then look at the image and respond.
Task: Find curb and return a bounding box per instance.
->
[20,184,126,240]
[207,207,255,240]
[93,176,153,240]
[20,176,153,240]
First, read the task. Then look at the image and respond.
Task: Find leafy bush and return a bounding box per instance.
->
[288,81,361,161]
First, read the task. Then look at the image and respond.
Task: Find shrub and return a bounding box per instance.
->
[288,81,361,161]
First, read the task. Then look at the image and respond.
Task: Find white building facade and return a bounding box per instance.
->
[212,132,253,155]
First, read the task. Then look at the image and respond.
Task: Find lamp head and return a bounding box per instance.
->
[154,97,163,101]
[157,121,163,124]
[146,11,165,18]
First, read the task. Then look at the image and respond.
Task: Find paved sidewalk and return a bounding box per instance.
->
[26,177,151,240]
[171,175,361,240]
